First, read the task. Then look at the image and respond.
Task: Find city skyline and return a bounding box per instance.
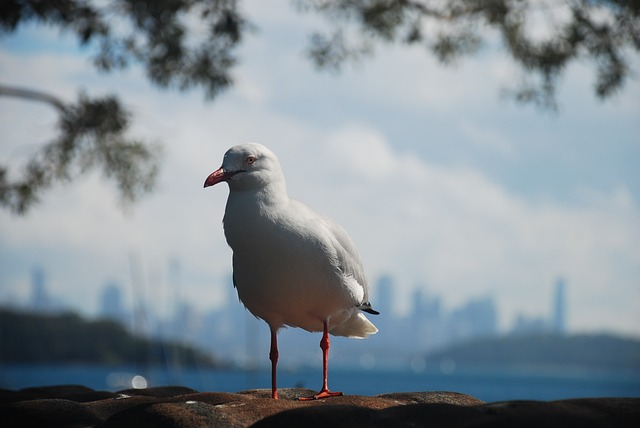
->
[2,264,578,369]
[1,0,638,340]
[6,264,572,332]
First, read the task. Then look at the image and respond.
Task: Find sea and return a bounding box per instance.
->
[2,364,639,403]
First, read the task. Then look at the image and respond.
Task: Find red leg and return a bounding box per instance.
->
[298,320,343,400]
[269,328,279,399]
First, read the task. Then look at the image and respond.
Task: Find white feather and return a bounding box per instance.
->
[217,143,378,338]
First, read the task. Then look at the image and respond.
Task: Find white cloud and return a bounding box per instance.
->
[459,121,517,160]
[327,125,396,181]
[302,126,640,334]
[1,2,638,338]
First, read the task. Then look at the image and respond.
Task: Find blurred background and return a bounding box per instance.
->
[1,1,638,401]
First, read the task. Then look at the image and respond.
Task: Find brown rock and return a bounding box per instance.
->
[99,389,304,428]
[253,404,376,428]
[0,384,115,405]
[99,401,224,428]
[1,384,638,428]
[558,397,640,421]
[116,386,198,398]
[176,391,256,406]
[86,394,164,421]
[238,388,318,400]
[255,397,640,428]
[474,399,635,427]
[376,391,485,406]
[239,388,404,409]
[4,398,102,428]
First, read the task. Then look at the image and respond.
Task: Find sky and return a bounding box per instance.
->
[0,1,639,337]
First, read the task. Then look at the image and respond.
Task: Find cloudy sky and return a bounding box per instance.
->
[1,1,638,336]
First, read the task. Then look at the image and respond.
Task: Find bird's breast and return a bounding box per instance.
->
[222,199,357,330]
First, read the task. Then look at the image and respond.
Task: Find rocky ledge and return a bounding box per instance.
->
[2,385,638,427]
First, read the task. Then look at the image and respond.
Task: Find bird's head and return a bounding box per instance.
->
[204,143,284,191]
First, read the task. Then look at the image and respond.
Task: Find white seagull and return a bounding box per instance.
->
[204,143,378,400]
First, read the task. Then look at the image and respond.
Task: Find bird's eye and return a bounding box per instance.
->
[246,156,256,165]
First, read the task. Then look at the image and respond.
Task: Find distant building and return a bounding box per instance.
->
[446,296,498,343]
[512,314,549,335]
[510,278,569,336]
[409,286,445,351]
[369,274,401,345]
[28,267,67,313]
[552,277,567,335]
[374,274,394,316]
[99,282,128,325]
[30,267,51,312]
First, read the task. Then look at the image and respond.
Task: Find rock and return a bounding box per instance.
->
[99,401,225,428]
[0,384,637,428]
[117,386,198,398]
[0,384,115,405]
[376,391,485,406]
[256,398,640,428]
[4,398,103,428]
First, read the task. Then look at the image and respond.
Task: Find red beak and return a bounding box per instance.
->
[204,167,227,188]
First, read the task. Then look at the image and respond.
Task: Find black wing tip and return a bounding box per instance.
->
[360,302,380,315]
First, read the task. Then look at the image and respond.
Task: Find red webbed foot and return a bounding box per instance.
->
[298,389,343,401]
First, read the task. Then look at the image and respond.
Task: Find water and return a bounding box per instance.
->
[1,364,639,403]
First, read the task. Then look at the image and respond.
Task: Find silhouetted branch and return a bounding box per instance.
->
[0,84,68,112]
[297,0,640,109]
[0,87,160,214]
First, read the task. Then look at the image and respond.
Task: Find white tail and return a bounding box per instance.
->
[329,312,378,338]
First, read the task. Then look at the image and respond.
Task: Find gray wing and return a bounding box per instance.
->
[318,216,377,313]
[287,198,379,314]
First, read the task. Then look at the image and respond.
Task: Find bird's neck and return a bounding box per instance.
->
[224,181,290,252]
[257,180,289,207]
[229,180,289,210]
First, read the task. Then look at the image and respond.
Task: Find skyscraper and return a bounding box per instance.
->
[446,296,497,343]
[374,274,393,316]
[100,282,125,323]
[30,267,50,312]
[552,277,567,334]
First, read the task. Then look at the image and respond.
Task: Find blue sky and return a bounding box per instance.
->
[1,1,639,336]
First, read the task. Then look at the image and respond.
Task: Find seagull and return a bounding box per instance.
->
[204,143,379,400]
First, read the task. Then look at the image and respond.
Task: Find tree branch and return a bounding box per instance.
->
[0,83,68,112]
[0,89,160,214]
